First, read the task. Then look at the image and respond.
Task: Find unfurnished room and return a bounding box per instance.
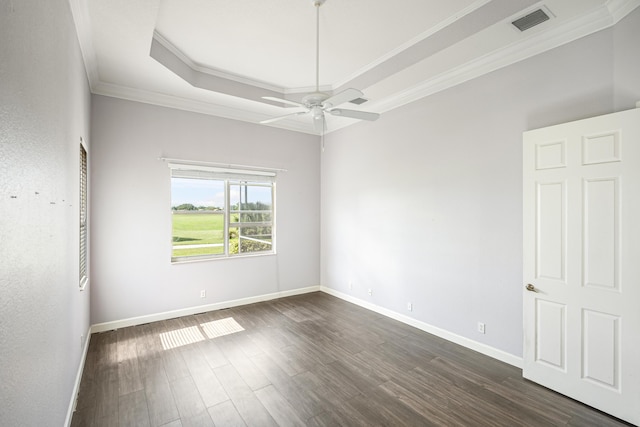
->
[2,0,640,426]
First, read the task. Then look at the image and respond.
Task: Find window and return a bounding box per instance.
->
[169,163,275,262]
[79,141,88,289]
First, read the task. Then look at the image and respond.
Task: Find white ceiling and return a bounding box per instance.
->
[156,0,480,89]
[71,0,639,134]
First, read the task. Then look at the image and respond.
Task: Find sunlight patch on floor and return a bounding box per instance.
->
[159,326,206,350]
[158,317,245,350]
[200,317,245,339]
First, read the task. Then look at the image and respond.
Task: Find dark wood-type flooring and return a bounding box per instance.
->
[71,292,631,426]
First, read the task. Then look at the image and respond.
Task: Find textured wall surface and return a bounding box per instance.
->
[90,96,320,325]
[321,9,640,358]
[0,0,92,426]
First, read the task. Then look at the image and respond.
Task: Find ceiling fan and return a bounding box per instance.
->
[260,0,380,132]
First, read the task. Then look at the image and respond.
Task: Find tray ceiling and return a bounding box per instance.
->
[70,0,639,134]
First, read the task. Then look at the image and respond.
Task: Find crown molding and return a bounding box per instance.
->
[152,31,334,102]
[152,31,285,94]
[327,0,634,134]
[607,0,640,23]
[151,1,494,96]
[92,81,316,135]
[332,0,493,90]
[67,0,100,88]
[70,0,640,136]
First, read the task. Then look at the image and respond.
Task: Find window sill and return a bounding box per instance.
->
[171,251,276,265]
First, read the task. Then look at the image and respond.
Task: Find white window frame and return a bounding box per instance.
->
[169,162,276,263]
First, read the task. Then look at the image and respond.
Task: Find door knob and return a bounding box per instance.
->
[526,284,537,292]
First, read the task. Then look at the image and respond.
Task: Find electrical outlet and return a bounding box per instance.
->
[348,281,353,290]
[367,288,372,296]
[200,290,206,298]
[407,302,413,311]
[478,322,486,334]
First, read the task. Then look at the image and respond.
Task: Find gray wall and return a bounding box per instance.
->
[0,0,92,425]
[90,96,321,324]
[614,6,640,111]
[321,9,640,358]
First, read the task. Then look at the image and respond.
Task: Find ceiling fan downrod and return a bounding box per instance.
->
[259,0,380,130]
[313,0,326,93]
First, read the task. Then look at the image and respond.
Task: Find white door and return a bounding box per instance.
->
[523,107,640,425]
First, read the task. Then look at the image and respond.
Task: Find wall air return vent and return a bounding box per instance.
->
[512,8,551,32]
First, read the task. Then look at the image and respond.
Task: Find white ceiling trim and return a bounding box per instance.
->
[331,0,493,90]
[150,33,333,104]
[69,0,640,136]
[91,81,316,135]
[304,0,640,134]
[364,1,627,117]
[152,31,285,94]
[607,0,640,22]
[152,31,335,97]
[150,35,288,104]
[67,0,100,88]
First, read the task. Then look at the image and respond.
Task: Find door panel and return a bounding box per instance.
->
[536,181,566,281]
[583,178,618,290]
[535,299,566,370]
[523,107,640,425]
[582,309,619,390]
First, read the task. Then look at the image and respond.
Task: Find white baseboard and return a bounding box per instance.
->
[65,326,92,427]
[320,286,523,369]
[91,285,321,333]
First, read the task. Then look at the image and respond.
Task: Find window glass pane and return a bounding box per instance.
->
[239,226,272,254]
[240,212,272,223]
[230,182,272,211]
[228,226,272,254]
[228,226,239,254]
[171,178,225,258]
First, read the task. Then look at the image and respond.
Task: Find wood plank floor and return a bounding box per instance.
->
[71,292,631,426]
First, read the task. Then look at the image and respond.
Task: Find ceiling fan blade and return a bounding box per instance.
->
[262,96,304,108]
[329,108,380,121]
[323,88,363,109]
[260,111,308,124]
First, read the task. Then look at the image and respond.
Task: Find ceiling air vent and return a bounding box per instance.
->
[349,97,369,105]
[512,8,550,32]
